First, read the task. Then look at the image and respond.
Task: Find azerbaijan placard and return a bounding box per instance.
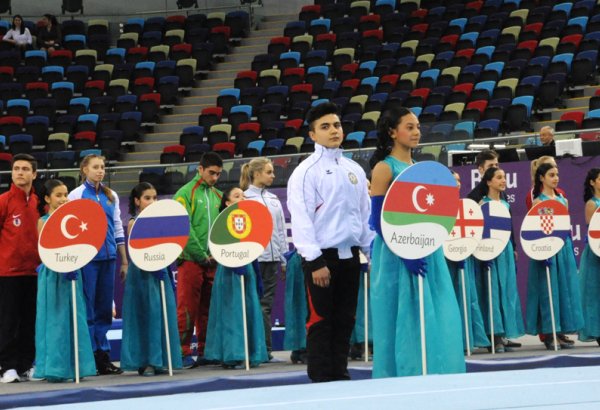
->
[588,208,600,257]
[128,199,190,271]
[520,199,571,261]
[209,199,273,268]
[39,199,107,273]
[381,161,460,259]
[444,198,484,262]
[473,201,512,261]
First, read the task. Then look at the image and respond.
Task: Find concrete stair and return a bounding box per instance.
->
[108,14,296,195]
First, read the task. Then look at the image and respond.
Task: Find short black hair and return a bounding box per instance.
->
[12,153,38,172]
[475,149,498,169]
[199,152,223,169]
[306,102,340,131]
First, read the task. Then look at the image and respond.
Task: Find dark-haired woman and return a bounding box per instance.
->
[579,168,600,345]
[38,14,61,53]
[3,15,32,50]
[526,163,583,350]
[369,107,465,377]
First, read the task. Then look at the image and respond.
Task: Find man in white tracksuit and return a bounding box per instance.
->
[287,102,372,382]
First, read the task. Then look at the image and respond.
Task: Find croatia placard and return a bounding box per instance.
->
[38,199,107,273]
[381,161,460,259]
[209,200,273,268]
[444,198,484,262]
[588,208,600,257]
[473,201,512,261]
[520,199,571,261]
[128,199,191,271]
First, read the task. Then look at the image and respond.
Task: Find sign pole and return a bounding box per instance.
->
[418,275,427,375]
[160,279,174,376]
[460,268,471,357]
[488,266,495,354]
[545,265,559,352]
[71,280,80,384]
[240,275,250,371]
[364,270,369,363]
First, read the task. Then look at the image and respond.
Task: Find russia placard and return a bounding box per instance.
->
[128,199,191,271]
[38,199,107,273]
[209,200,273,268]
[473,201,511,261]
[520,199,571,261]
[381,161,460,259]
[444,198,484,262]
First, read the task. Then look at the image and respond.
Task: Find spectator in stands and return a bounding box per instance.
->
[2,15,33,51]
[539,126,556,147]
[287,102,372,382]
[173,152,223,369]
[240,157,288,361]
[0,154,40,383]
[69,154,126,375]
[37,14,61,53]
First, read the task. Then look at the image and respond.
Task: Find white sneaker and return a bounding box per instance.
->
[1,369,19,383]
[20,368,43,382]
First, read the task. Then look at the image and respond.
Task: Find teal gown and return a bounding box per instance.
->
[120,264,182,372]
[283,251,307,351]
[580,197,600,341]
[447,257,490,349]
[477,197,525,339]
[204,264,268,367]
[526,193,584,335]
[34,216,96,381]
[370,156,465,378]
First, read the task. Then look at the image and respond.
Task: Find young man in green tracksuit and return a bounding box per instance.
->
[174,152,223,368]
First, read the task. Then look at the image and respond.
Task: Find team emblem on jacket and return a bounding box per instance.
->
[12,214,21,227]
[348,172,358,184]
[227,209,252,239]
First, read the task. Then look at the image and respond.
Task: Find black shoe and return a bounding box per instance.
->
[96,351,123,375]
[544,338,561,351]
[558,334,575,348]
[349,343,363,360]
[290,349,307,364]
[503,339,522,348]
[193,356,220,367]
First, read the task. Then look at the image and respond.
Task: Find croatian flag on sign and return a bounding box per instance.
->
[520,199,570,261]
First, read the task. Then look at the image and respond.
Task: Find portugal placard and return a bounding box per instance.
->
[588,208,600,257]
[444,198,484,262]
[128,199,190,271]
[209,200,273,268]
[473,201,511,261]
[381,161,460,259]
[520,199,570,261]
[38,199,107,273]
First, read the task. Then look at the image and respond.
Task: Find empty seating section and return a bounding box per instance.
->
[0,11,250,181]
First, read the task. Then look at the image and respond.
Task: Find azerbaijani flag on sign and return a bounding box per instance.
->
[209,200,273,268]
[382,161,459,233]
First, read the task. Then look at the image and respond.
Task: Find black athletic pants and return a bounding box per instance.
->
[0,276,37,375]
[303,247,360,382]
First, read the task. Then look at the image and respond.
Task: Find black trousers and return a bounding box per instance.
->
[303,247,360,382]
[0,276,37,375]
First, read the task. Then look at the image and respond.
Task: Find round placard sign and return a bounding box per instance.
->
[520,199,570,261]
[128,199,191,271]
[473,201,512,262]
[38,199,108,273]
[443,198,484,262]
[588,207,600,257]
[209,199,273,268]
[381,161,460,259]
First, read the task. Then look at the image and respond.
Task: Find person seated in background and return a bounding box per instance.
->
[37,14,61,53]
[2,15,32,51]
[539,126,556,147]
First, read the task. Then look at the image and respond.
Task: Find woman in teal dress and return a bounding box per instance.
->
[369,106,465,378]
[526,163,584,349]
[34,179,96,382]
[204,187,268,368]
[120,182,182,375]
[579,168,600,345]
[477,167,525,352]
[282,249,307,363]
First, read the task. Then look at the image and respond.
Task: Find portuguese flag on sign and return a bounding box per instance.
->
[382,161,460,233]
[209,200,273,247]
